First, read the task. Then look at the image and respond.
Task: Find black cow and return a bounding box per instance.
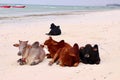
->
[46,23,61,35]
[79,44,100,64]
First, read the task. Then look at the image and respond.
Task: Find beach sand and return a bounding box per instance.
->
[0,10,120,80]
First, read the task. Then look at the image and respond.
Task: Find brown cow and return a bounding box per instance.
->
[44,37,80,67]
[44,37,66,58]
[57,43,80,67]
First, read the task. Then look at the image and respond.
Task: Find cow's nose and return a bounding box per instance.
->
[84,54,90,58]
[18,52,22,56]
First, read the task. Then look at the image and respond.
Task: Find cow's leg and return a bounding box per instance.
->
[30,59,40,66]
[58,60,64,66]
[46,53,52,58]
[17,58,26,65]
[48,49,61,66]
[73,62,79,67]
[17,58,22,63]
[49,53,58,65]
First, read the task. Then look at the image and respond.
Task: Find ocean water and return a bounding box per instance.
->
[0,4,120,20]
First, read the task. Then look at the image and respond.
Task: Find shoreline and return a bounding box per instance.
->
[0,8,119,20]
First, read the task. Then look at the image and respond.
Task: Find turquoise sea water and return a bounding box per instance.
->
[0,4,120,19]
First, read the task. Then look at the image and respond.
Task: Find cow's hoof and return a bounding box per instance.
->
[48,61,53,66]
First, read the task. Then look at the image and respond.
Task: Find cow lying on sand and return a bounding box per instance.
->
[46,23,61,36]
[13,40,45,65]
[55,43,80,67]
[44,37,80,67]
[79,44,100,64]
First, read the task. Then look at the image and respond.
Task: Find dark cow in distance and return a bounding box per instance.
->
[46,23,61,36]
[79,44,100,64]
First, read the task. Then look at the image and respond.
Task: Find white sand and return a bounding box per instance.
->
[0,10,120,80]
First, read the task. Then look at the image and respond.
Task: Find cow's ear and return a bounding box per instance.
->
[49,36,52,40]
[59,40,64,44]
[26,41,28,44]
[93,44,98,51]
[19,40,22,43]
[13,44,19,47]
